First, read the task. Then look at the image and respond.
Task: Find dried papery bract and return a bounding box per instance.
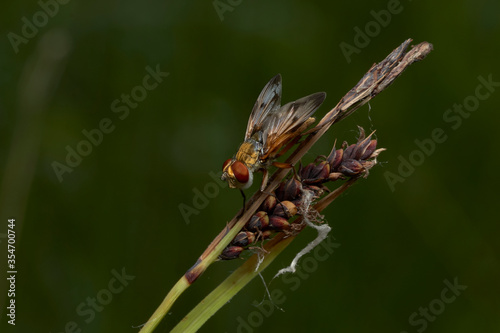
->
[139,39,433,333]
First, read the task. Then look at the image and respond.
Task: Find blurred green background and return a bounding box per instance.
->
[1,0,499,332]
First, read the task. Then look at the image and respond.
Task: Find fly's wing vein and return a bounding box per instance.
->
[262,92,326,159]
[244,74,282,140]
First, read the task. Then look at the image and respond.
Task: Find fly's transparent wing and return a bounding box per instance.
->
[261,92,326,159]
[244,74,282,140]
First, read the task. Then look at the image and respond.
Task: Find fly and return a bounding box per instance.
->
[221,74,326,202]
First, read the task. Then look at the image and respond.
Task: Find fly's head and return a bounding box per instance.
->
[221,158,254,190]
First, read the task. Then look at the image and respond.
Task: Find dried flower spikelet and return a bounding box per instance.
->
[259,195,277,213]
[219,246,244,260]
[299,163,315,180]
[231,231,256,247]
[327,147,344,170]
[311,161,330,179]
[339,159,364,176]
[314,161,330,180]
[328,172,345,181]
[246,211,269,232]
[301,161,330,185]
[360,140,378,160]
[346,127,372,159]
[343,143,358,160]
[272,200,298,218]
[269,216,291,231]
[275,178,302,201]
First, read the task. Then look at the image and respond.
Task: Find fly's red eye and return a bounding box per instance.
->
[222,158,232,171]
[231,161,249,184]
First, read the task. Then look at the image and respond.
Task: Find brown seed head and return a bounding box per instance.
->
[276,178,302,201]
[312,161,330,178]
[329,148,344,170]
[232,231,255,247]
[219,246,244,260]
[247,211,269,232]
[343,143,358,160]
[360,140,378,160]
[259,195,277,213]
[301,161,331,185]
[269,216,291,231]
[299,163,315,179]
[339,159,364,176]
[272,200,298,218]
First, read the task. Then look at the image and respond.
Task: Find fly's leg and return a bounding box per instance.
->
[237,189,247,218]
[269,117,315,160]
[272,135,301,160]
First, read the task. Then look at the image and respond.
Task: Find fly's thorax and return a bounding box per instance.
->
[235,138,264,172]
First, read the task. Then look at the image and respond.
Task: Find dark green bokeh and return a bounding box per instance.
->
[1,0,499,332]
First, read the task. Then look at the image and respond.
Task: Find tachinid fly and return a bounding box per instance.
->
[221,74,326,193]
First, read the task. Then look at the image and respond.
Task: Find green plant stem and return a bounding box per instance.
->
[140,276,190,333]
[171,234,293,333]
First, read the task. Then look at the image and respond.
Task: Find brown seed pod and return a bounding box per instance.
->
[355,137,375,160]
[219,246,244,260]
[313,161,330,179]
[269,216,291,231]
[246,211,269,232]
[259,195,277,213]
[329,148,344,170]
[231,231,256,247]
[276,178,301,201]
[299,163,315,180]
[343,143,358,160]
[272,200,297,218]
[302,161,331,185]
[339,159,364,176]
[360,140,378,160]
